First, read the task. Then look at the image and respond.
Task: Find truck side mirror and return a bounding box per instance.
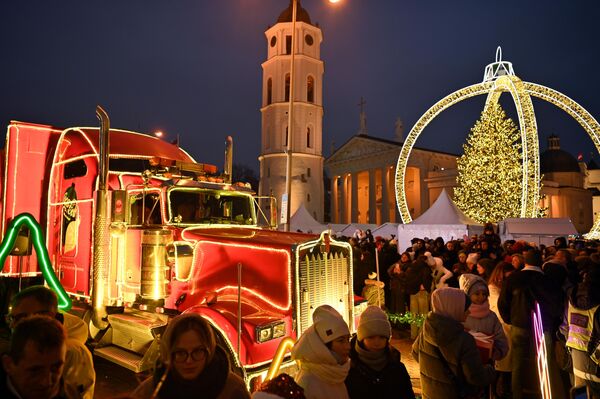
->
[10,226,32,256]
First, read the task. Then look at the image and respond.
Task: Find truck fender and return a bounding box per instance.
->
[182,306,246,378]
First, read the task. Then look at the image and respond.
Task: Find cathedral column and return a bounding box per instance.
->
[368,169,376,224]
[340,174,347,223]
[351,172,358,222]
[381,167,389,223]
[332,176,339,223]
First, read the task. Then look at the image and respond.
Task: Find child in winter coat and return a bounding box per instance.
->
[459,273,509,362]
[291,305,351,399]
[345,306,415,398]
[362,272,385,308]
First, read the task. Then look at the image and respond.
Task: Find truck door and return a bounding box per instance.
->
[50,159,94,295]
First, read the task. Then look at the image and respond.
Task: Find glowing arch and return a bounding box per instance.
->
[395,48,600,237]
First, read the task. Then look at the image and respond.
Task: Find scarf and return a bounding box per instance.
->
[355,341,388,371]
[154,346,229,399]
[297,359,350,384]
[468,301,490,319]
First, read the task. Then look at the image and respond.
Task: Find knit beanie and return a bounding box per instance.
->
[466,252,479,265]
[458,273,489,296]
[431,287,467,322]
[357,306,391,341]
[424,251,435,266]
[424,252,444,269]
[524,249,543,267]
[312,305,350,344]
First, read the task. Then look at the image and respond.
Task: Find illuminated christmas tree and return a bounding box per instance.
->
[454,103,523,223]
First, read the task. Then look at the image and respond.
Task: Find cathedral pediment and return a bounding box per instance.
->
[326,135,400,166]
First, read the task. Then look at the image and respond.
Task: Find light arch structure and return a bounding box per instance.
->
[395,50,600,238]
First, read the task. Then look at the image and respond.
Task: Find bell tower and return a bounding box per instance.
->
[258,1,324,224]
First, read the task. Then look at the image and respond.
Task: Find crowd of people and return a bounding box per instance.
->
[0,223,598,398]
[345,224,600,398]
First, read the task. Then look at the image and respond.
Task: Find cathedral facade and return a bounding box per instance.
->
[326,134,458,224]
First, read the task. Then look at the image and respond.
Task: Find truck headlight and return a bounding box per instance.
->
[255,321,286,343]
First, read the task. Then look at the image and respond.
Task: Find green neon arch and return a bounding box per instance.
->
[0,213,72,310]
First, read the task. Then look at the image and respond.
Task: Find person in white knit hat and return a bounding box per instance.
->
[425,251,453,290]
[345,306,414,398]
[291,305,351,399]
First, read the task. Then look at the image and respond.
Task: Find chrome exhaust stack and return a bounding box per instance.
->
[91,105,110,330]
[224,136,233,184]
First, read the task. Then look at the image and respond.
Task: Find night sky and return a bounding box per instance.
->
[1,1,599,173]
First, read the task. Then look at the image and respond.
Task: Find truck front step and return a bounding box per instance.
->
[96,309,167,372]
[105,310,167,353]
[94,345,146,373]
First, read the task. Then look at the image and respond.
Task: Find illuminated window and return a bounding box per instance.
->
[307,76,314,103]
[267,78,272,105]
[285,74,290,102]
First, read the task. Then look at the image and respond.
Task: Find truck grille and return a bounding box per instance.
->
[297,250,352,335]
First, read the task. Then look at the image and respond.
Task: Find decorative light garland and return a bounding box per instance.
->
[395,48,600,238]
[0,213,72,310]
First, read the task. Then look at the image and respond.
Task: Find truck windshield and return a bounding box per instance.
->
[169,189,255,226]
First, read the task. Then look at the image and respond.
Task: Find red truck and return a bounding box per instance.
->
[0,108,357,387]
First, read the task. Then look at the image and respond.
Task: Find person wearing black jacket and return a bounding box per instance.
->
[498,249,564,399]
[345,306,414,398]
[404,256,432,339]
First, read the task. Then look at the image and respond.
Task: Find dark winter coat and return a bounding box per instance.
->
[345,336,415,399]
[411,312,495,399]
[404,259,431,295]
[497,267,563,333]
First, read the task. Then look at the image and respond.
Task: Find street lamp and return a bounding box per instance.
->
[283,0,341,232]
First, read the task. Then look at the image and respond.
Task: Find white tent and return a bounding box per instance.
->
[396,189,483,251]
[338,223,378,238]
[290,204,325,234]
[372,222,400,239]
[325,223,350,237]
[498,218,577,246]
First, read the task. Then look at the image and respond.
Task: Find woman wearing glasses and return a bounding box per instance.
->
[132,313,250,399]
